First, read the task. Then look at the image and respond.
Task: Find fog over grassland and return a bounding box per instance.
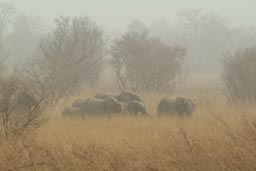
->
[2,1,256,170]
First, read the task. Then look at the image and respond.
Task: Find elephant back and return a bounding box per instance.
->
[157,97,196,117]
[63,107,82,117]
[117,91,143,103]
[94,93,118,100]
[71,99,86,108]
[157,98,176,115]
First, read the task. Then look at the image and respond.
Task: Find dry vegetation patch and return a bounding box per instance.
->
[1,93,256,171]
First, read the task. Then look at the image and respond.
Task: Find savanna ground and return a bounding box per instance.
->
[1,79,256,171]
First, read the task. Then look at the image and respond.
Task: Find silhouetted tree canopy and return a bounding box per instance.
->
[222,47,256,102]
[110,30,185,92]
[24,16,104,106]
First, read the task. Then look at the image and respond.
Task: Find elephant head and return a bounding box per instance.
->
[175,97,196,115]
[127,100,148,116]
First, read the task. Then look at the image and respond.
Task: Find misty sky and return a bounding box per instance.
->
[1,0,256,31]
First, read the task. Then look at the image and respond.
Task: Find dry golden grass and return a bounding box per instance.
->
[1,89,256,171]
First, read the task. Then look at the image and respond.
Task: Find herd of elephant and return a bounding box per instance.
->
[63,91,197,117]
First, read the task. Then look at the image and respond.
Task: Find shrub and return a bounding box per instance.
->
[222,47,256,102]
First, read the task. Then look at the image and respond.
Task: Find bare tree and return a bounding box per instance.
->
[0,5,47,139]
[177,9,232,73]
[222,47,256,102]
[127,19,148,34]
[150,9,256,75]
[0,3,15,72]
[0,70,45,140]
[24,16,104,106]
[6,14,45,64]
[110,30,185,92]
[0,3,15,42]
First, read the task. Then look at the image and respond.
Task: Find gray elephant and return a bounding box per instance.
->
[127,100,148,116]
[94,92,117,100]
[80,97,124,115]
[71,99,86,108]
[63,107,82,117]
[157,97,196,117]
[117,91,143,103]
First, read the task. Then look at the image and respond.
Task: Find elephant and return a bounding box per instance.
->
[71,99,86,108]
[80,97,124,115]
[94,92,118,100]
[127,100,148,116]
[62,107,82,117]
[157,97,197,117]
[117,91,143,103]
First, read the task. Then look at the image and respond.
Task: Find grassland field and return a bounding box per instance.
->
[1,85,256,171]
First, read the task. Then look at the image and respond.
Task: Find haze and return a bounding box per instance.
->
[2,1,256,170]
[2,0,256,31]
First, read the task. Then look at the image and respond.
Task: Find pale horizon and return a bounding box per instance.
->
[1,0,256,31]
